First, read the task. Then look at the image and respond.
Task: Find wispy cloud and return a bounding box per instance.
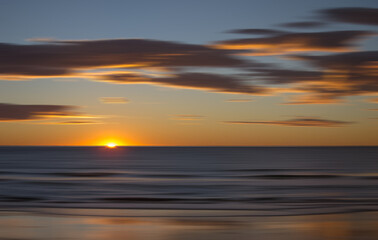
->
[226,28,285,35]
[50,120,102,125]
[0,39,272,96]
[0,103,99,123]
[367,97,378,103]
[214,31,375,55]
[0,39,246,80]
[247,68,323,84]
[278,21,328,29]
[0,6,377,106]
[172,114,205,121]
[100,97,129,104]
[225,98,253,102]
[319,7,378,26]
[94,72,269,95]
[0,103,80,121]
[224,117,353,127]
[286,51,378,103]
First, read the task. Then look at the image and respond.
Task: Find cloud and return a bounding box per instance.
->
[292,51,378,71]
[247,68,323,84]
[319,7,378,26]
[0,103,102,124]
[52,120,101,125]
[244,61,376,104]
[100,97,129,104]
[225,98,253,102]
[0,13,375,106]
[172,115,205,121]
[214,31,375,55]
[283,94,345,105]
[215,10,377,103]
[226,29,285,35]
[0,39,248,80]
[0,65,73,80]
[34,120,102,125]
[0,103,82,121]
[0,39,275,96]
[278,21,327,28]
[367,97,378,103]
[224,117,352,127]
[94,72,268,95]
[287,51,378,102]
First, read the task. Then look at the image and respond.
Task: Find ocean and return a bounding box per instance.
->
[0,146,377,239]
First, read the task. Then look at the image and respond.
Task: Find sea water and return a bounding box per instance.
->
[0,146,377,216]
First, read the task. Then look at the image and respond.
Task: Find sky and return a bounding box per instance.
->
[0,0,377,146]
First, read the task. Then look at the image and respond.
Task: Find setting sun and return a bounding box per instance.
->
[106,143,117,148]
[96,137,129,148]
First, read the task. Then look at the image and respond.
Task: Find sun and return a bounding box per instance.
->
[106,143,117,148]
[97,138,128,148]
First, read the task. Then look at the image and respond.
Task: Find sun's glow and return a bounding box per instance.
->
[106,143,117,148]
[95,136,133,147]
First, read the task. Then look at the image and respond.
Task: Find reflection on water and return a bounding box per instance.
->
[0,210,377,240]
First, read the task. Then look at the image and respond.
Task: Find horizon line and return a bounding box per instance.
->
[0,145,377,147]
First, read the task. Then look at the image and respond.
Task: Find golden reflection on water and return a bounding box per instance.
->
[0,211,377,240]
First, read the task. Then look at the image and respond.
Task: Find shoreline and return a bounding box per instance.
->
[1,207,378,218]
[1,208,378,240]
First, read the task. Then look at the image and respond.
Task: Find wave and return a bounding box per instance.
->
[51,172,120,177]
[251,174,342,179]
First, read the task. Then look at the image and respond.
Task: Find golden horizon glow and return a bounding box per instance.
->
[106,143,117,148]
[91,133,132,147]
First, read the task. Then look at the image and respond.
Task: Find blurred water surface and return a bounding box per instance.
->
[0,146,377,215]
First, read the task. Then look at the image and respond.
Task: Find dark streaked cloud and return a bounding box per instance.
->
[289,51,378,102]
[0,65,71,78]
[100,97,129,104]
[94,72,268,95]
[278,21,327,28]
[214,31,375,55]
[94,72,148,83]
[320,7,378,26]
[224,118,352,127]
[0,103,80,121]
[0,5,376,108]
[248,68,323,84]
[292,51,378,70]
[0,39,247,80]
[244,62,377,104]
[226,28,285,35]
[0,39,274,97]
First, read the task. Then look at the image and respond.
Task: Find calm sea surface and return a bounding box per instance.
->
[0,147,377,216]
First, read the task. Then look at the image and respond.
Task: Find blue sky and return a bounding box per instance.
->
[1,0,377,43]
[0,0,377,146]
